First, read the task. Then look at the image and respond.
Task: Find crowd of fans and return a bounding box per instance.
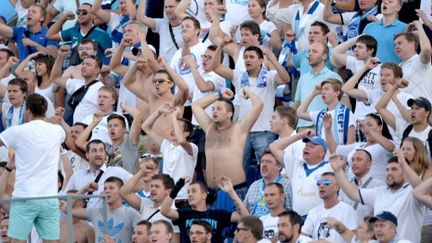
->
[0,0,431,242]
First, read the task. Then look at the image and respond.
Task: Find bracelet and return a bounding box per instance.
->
[217,90,223,99]
[5,166,13,172]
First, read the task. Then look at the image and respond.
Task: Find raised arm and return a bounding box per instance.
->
[175,0,192,19]
[363,121,395,153]
[327,217,355,242]
[137,0,156,29]
[323,113,338,153]
[75,111,104,151]
[262,47,290,85]
[51,47,70,88]
[141,104,170,146]
[0,22,13,39]
[269,130,308,163]
[413,20,432,64]
[210,44,233,81]
[91,0,111,24]
[159,57,189,107]
[413,177,432,208]
[161,178,184,220]
[323,0,343,25]
[330,155,362,202]
[119,102,143,145]
[109,38,128,76]
[394,148,424,187]
[171,107,194,155]
[297,84,321,121]
[125,0,137,21]
[15,51,40,77]
[138,31,160,72]
[331,36,358,68]
[239,88,263,133]
[46,12,75,41]
[183,55,217,92]
[218,176,249,222]
[119,169,145,211]
[60,147,73,190]
[55,107,86,157]
[342,58,378,102]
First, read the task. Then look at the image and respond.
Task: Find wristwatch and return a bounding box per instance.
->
[5,166,13,172]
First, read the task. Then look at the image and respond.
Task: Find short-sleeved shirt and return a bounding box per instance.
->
[12,26,58,61]
[60,24,112,62]
[139,198,180,232]
[400,54,432,102]
[362,20,406,63]
[153,18,183,63]
[53,0,95,30]
[294,67,342,127]
[174,208,232,243]
[87,206,141,242]
[292,49,335,75]
[65,79,104,123]
[0,120,65,197]
[359,184,425,243]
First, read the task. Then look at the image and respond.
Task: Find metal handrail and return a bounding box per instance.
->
[0,194,108,243]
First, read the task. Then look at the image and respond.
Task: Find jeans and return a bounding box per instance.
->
[242,131,277,170]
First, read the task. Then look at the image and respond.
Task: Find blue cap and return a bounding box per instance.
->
[369,211,398,226]
[302,136,328,152]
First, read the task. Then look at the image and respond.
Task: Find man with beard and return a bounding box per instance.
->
[331,154,425,242]
[277,210,312,243]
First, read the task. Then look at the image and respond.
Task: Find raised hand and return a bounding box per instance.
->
[58,46,70,58]
[182,55,196,69]
[221,88,234,99]
[300,128,315,138]
[312,84,321,96]
[158,103,173,115]
[63,11,76,21]
[218,176,234,193]
[323,113,332,130]
[330,154,345,172]
[7,56,18,68]
[92,111,104,125]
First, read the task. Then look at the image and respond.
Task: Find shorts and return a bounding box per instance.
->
[8,198,60,240]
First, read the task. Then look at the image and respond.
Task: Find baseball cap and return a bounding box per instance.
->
[302,136,328,152]
[369,211,398,226]
[407,97,431,112]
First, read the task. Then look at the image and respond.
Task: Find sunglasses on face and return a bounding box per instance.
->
[152,79,173,84]
[76,10,89,15]
[316,179,332,186]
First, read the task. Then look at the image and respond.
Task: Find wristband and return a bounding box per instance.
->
[169,178,186,199]
[5,166,13,172]
[217,90,223,99]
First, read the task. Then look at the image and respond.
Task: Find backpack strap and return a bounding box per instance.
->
[402,124,414,142]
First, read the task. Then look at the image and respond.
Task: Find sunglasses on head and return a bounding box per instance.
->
[316,179,332,186]
[76,9,89,15]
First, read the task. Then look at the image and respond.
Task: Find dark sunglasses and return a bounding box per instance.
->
[76,10,89,15]
[316,179,332,186]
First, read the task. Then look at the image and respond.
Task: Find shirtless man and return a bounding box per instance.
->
[123,55,188,152]
[59,190,95,243]
[192,88,263,188]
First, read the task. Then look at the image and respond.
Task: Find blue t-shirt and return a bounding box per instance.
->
[363,20,406,63]
[61,25,112,63]
[174,209,232,243]
[12,26,58,61]
[292,49,336,75]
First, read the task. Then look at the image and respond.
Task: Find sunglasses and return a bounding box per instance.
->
[316,179,332,186]
[76,10,89,15]
[152,79,173,84]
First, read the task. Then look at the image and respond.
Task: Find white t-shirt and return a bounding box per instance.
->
[170,42,209,106]
[191,68,225,126]
[259,20,278,49]
[0,120,65,197]
[400,54,432,102]
[346,56,382,120]
[184,0,206,27]
[302,201,359,243]
[284,156,333,216]
[35,84,55,104]
[0,73,15,87]
[67,150,89,172]
[366,89,412,145]
[153,18,183,64]
[225,0,250,25]
[336,142,392,182]
[139,198,180,233]
[360,184,425,243]
[232,70,278,132]
[160,139,198,199]
[260,214,279,239]
[281,131,305,177]
[309,107,356,142]
[82,113,111,145]
[65,79,104,123]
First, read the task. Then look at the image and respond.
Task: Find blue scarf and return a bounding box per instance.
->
[315,102,350,145]
[6,104,25,128]
[111,15,130,45]
[303,161,329,177]
[346,6,378,40]
[251,175,282,216]
[240,66,267,88]
[279,40,300,79]
[293,0,320,41]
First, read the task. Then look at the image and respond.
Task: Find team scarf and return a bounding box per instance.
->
[240,65,268,88]
[251,175,282,216]
[315,102,350,145]
[111,15,131,45]
[6,104,25,128]
[293,0,320,41]
[346,6,378,40]
[279,40,300,79]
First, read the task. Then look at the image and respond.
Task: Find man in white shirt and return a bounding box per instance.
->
[269,134,333,218]
[302,172,359,243]
[331,154,425,242]
[395,21,432,102]
[277,210,313,243]
[260,183,287,241]
[0,93,65,242]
